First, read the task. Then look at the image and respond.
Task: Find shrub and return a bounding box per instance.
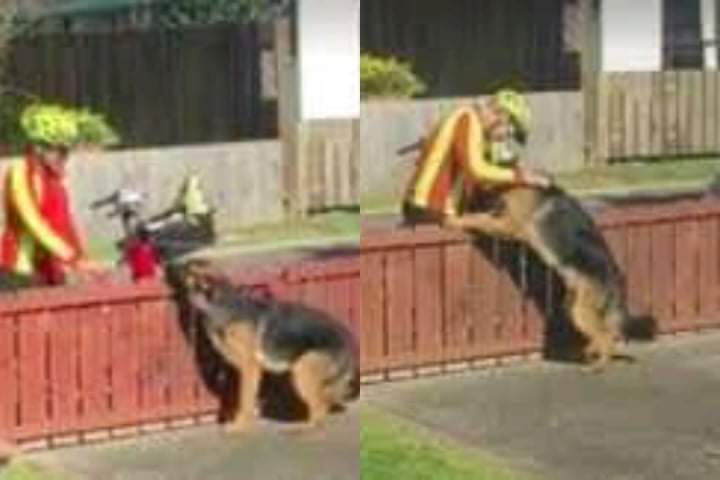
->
[361,53,426,100]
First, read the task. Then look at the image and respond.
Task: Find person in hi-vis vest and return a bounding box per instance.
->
[1,105,114,286]
[402,89,552,226]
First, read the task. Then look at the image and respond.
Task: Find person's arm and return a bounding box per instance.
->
[457,111,519,185]
[68,226,106,272]
[8,161,79,264]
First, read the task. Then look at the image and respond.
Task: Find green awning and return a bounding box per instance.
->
[42,0,166,17]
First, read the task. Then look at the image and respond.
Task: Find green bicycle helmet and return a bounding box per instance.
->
[20,104,79,148]
[494,89,531,144]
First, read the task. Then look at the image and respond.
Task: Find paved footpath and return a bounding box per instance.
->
[24,407,359,480]
[365,331,720,480]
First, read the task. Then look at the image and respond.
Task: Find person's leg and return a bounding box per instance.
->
[292,352,336,428]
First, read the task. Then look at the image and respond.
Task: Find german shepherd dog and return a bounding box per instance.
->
[444,185,655,371]
[174,260,359,432]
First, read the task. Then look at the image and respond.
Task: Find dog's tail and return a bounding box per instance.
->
[614,311,657,342]
[604,286,657,342]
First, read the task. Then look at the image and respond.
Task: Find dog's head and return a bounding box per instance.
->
[167,258,235,316]
[169,258,228,299]
[173,258,274,303]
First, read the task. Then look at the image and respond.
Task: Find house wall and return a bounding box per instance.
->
[297,0,360,120]
[601,0,663,72]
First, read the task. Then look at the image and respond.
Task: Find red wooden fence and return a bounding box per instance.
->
[360,196,720,379]
[3,196,720,445]
[0,257,359,445]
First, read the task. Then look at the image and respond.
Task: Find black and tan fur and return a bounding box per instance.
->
[175,260,359,432]
[444,185,655,371]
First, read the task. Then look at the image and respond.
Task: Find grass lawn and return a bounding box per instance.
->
[84,157,720,262]
[220,209,359,246]
[0,460,72,480]
[85,209,360,264]
[361,408,535,480]
[361,157,720,214]
[553,157,720,192]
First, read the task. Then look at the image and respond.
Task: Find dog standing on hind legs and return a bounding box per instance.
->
[443,185,655,372]
[175,260,359,432]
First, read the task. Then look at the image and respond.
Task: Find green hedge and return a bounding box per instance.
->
[361,53,426,100]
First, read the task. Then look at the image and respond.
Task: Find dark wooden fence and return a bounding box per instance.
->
[4,24,275,149]
[361,0,580,96]
[360,196,720,379]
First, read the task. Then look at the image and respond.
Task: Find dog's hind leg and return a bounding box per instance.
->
[292,352,336,428]
[567,279,616,372]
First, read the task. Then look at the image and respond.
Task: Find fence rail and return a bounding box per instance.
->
[597,71,720,161]
[299,119,360,211]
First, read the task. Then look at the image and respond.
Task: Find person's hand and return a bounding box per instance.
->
[72,259,113,284]
[77,258,106,272]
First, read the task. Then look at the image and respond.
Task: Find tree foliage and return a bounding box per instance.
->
[156,0,276,28]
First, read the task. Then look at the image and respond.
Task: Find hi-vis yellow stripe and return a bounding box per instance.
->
[15,232,36,275]
[412,108,475,207]
[9,160,75,262]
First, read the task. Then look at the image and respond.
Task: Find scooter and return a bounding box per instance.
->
[90,175,217,281]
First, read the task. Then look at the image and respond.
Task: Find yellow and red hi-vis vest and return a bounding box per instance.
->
[1,154,82,282]
[404,106,523,216]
